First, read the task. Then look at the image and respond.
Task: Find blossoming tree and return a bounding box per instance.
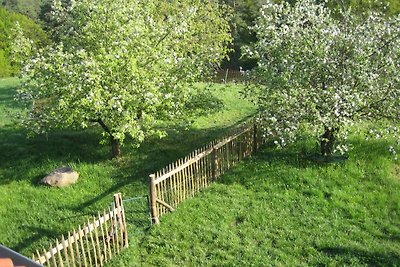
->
[16,0,232,157]
[244,0,400,156]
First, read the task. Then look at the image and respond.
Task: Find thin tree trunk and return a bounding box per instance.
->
[95,119,121,158]
[111,137,121,158]
[320,126,336,156]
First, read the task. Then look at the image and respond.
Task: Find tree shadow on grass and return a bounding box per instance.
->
[0,126,110,185]
[0,78,23,110]
[318,246,400,266]
[70,119,252,212]
[217,137,396,190]
[12,226,62,254]
[8,119,249,254]
[252,137,393,170]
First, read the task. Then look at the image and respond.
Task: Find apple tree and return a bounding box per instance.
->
[244,0,400,156]
[16,0,232,157]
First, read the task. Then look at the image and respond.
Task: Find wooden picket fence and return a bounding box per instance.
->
[32,193,128,267]
[214,69,246,83]
[149,118,266,224]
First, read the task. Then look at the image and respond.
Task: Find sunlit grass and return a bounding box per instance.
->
[121,138,400,266]
[0,78,256,256]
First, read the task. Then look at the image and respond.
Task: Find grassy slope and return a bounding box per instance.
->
[0,78,256,256]
[2,77,399,266]
[133,139,400,266]
[110,140,400,266]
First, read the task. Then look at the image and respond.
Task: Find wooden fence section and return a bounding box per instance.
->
[32,193,128,267]
[214,69,246,84]
[149,119,266,224]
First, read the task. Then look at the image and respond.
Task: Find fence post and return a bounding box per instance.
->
[149,174,160,225]
[211,146,217,181]
[113,193,129,247]
[253,118,258,153]
[224,69,229,84]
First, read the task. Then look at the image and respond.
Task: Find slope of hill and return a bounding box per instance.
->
[0,7,48,77]
[0,0,48,21]
[121,139,400,266]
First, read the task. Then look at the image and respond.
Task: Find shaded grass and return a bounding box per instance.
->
[0,78,256,256]
[118,137,400,267]
[0,77,24,127]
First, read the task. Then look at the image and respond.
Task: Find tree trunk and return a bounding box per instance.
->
[111,137,121,158]
[95,119,121,158]
[320,127,336,156]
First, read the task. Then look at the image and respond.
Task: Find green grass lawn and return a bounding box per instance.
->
[2,77,400,266]
[0,78,256,257]
[109,138,400,266]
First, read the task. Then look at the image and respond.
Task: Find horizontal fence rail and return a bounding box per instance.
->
[149,118,266,224]
[33,193,128,267]
[213,69,247,84]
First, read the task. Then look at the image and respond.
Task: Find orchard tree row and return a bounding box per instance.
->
[14,0,400,158]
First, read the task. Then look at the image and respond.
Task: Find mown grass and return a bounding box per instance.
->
[109,137,400,266]
[2,76,400,266]
[0,78,256,256]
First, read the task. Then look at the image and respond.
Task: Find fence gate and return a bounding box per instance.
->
[120,195,152,238]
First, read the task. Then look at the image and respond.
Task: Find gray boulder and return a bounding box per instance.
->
[41,167,79,187]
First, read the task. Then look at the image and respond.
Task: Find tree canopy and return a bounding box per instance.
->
[244,0,400,156]
[219,0,400,70]
[16,0,232,157]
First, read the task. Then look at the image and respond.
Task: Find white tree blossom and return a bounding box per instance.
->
[245,0,400,156]
[16,0,232,157]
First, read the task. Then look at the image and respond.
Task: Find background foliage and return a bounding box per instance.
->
[2,0,400,74]
[0,0,48,20]
[0,7,47,77]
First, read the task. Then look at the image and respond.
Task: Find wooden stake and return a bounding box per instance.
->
[114,194,125,249]
[73,229,82,267]
[87,219,98,267]
[149,174,160,224]
[61,235,70,267]
[68,232,76,267]
[212,147,217,181]
[78,226,88,267]
[99,211,107,263]
[83,224,92,267]
[35,250,42,265]
[253,119,258,153]
[103,210,112,260]
[50,243,57,267]
[55,238,64,267]
[44,248,51,267]
[112,207,120,254]
[117,194,129,247]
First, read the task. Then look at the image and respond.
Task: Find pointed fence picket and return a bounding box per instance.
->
[149,118,266,224]
[32,193,128,267]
